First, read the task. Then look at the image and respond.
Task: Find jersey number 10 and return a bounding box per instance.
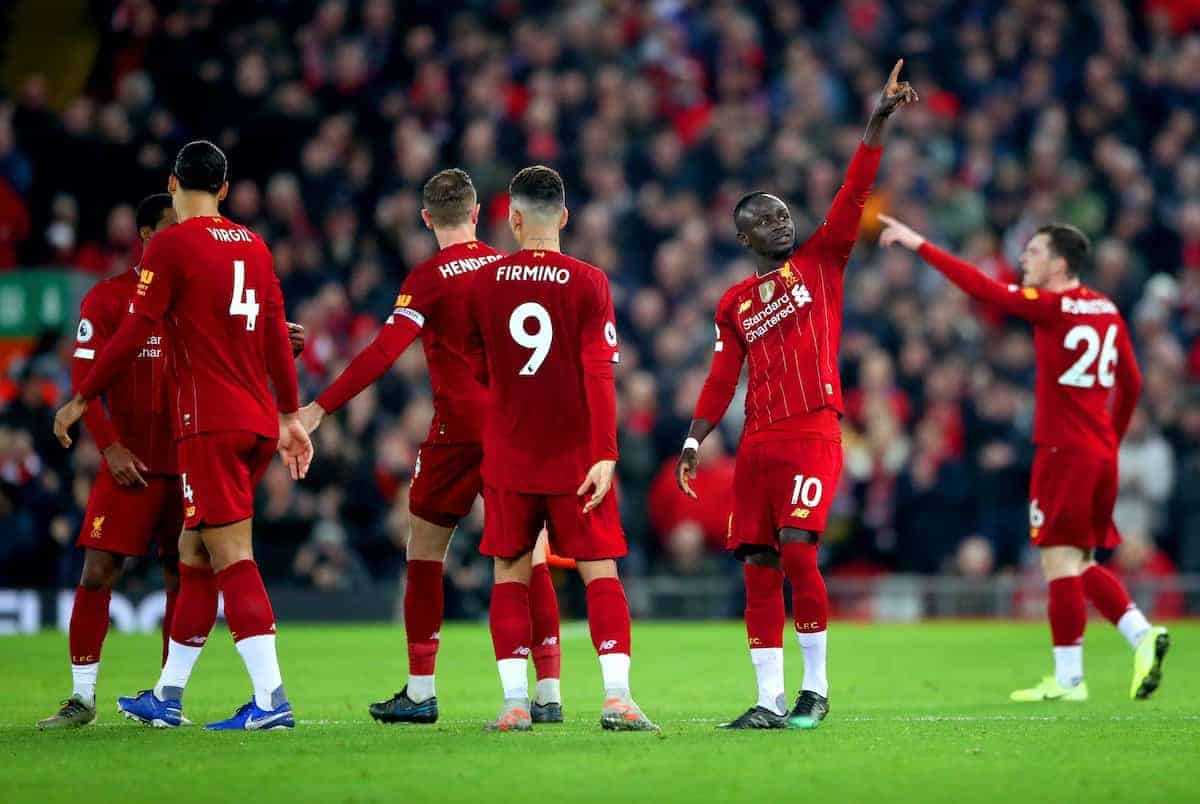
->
[1058,324,1117,389]
[229,260,260,331]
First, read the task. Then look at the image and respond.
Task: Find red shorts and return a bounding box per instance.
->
[177,431,277,529]
[1029,446,1120,550]
[480,485,626,560]
[76,470,183,557]
[729,437,843,557]
[409,442,483,527]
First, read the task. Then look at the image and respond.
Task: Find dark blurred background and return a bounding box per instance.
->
[1,0,1198,622]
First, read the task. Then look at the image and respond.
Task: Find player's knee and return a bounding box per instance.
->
[578,558,618,585]
[407,515,454,561]
[743,549,781,569]
[778,528,819,545]
[80,551,123,589]
[494,554,532,584]
[1039,546,1084,580]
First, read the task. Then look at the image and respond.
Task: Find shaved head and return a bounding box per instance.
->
[734,192,795,260]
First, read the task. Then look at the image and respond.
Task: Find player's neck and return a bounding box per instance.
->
[434,226,477,250]
[173,191,220,223]
[754,254,785,277]
[1044,276,1080,294]
[519,234,561,253]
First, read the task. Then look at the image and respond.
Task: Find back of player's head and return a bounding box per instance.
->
[172,140,228,193]
[422,168,477,227]
[509,165,565,220]
[1035,222,1090,277]
[135,193,173,231]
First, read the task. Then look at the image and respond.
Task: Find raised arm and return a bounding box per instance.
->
[676,306,746,499]
[805,60,917,264]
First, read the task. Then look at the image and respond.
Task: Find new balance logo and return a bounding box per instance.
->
[540,636,558,647]
[598,640,618,651]
[430,631,440,641]
[184,636,207,646]
[513,646,531,656]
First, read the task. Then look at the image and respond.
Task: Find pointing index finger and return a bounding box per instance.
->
[888,59,904,88]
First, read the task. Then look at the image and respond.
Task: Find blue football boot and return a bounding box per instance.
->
[204,698,295,731]
[117,689,185,728]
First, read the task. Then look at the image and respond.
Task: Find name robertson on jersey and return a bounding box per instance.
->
[495,264,571,284]
[1061,296,1117,315]
[439,254,501,279]
[741,283,813,343]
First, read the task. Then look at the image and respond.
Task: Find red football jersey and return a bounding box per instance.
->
[467,249,619,494]
[918,243,1141,456]
[694,143,882,441]
[71,268,176,475]
[79,215,297,439]
[316,240,503,443]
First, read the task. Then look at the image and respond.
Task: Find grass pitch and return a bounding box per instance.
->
[2,620,1197,803]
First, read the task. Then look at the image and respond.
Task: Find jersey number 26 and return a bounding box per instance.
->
[1058,324,1117,389]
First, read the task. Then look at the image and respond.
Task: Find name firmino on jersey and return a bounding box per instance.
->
[495,265,571,284]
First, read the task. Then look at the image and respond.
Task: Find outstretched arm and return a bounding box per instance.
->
[314,317,421,415]
[878,214,1060,325]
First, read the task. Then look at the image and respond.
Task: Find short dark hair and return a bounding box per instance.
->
[135,193,173,231]
[509,165,565,216]
[1035,223,1091,277]
[733,191,777,229]
[172,140,228,193]
[422,168,477,227]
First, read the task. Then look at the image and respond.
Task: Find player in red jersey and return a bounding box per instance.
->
[467,166,656,732]
[878,215,1170,702]
[297,169,564,724]
[55,140,312,730]
[37,194,181,729]
[676,62,917,730]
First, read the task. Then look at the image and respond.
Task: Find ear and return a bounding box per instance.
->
[470,204,480,226]
[420,209,434,230]
[216,181,229,202]
[736,230,749,247]
[167,174,178,194]
[138,225,154,244]
[559,206,569,231]
[508,206,521,235]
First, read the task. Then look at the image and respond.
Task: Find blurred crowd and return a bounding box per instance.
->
[2,0,1200,614]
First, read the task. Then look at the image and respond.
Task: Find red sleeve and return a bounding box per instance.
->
[81,236,180,400]
[1111,320,1142,442]
[262,268,299,414]
[70,288,119,449]
[917,242,1061,325]
[582,272,620,463]
[694,299,746,424]
[316,315,421,412]
[802,142,882,266]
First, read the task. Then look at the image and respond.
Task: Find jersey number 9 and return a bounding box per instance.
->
[509,302,552,375]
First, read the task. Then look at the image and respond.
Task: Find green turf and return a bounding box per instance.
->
[1,620,1196,803]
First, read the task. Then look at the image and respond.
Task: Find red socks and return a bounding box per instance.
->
[404,560,444,675]
[1048,576,1087,646]
[490,581,532,661]
[162,588,178,666]
[585,577,631,656]
[1081,564,1133,625]
[530,563,561,680]
[69,586,110,665]
[781,542,828,633]
[170,563,219,646]
[217,560,276,643]
[743,563,785,648]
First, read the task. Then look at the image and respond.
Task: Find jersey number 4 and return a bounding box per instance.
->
[229,260,260,331]
[510,302,552,375]
[1058,324,1117,388]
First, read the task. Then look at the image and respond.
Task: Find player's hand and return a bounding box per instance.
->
[53,394,88,448]
[877,214,926,251]
[676,448,699,500]
[287,322,306,357]
[278,412,313,480]
[297,401,325,434]
[103,443,149,487]
[577,459,616,514]
[871,59,919,119]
